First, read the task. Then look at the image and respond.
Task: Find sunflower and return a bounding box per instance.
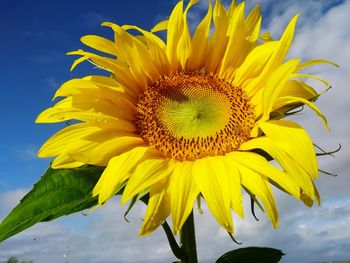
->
[36,0,335,236]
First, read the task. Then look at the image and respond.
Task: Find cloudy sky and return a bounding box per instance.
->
[0,0,349,262]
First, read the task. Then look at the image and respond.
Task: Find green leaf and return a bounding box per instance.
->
[216,247,284,263]
[0,165,105,243]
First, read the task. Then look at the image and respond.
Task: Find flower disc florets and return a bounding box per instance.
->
[136,71,255,161]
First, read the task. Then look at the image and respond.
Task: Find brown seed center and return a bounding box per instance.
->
[136,72,255,161]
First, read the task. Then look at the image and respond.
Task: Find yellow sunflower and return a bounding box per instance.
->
[36,0,335,236]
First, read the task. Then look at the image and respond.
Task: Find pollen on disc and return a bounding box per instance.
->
[136,72,255,161]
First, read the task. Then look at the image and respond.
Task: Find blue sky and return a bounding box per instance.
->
[1,0,350,262]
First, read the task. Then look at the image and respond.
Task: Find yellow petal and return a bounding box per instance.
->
[51,154,84,169]
[263,15,299,75]
[313,182,321,206]
[233,41,278,88]
[68,49,125,73]
[92,147,151,204]
[80,35,118,55]
[140,177,171,236]
[122,158,173,204]
[102,23,161,85]
[274,96,329,130]
[277,80,317,100]
[36,94,136,123]
[170,161,199,234]
[39,120,143,166]
[187,0,212,71]
[176,0,196,70]
[260,31,272,42]
[54,77,126,99]
[291,73,331,87]
[244,5,262,42]
[70,135,145,166]
[83,75,138,102]
[229,151,300,200]
[240,137,315,201]
[259,120,318,179]
[300,180,320,208]
[297,59,339,71]
[166,1,184,70]
[219,2,246,77]
[220,2,262,82]
[206,0,229,72]
[222,159,244,218]
[227,0,238,15]
[37,123,100,158]
[245,15,299,95]
[122,25,169,75]
[36,103,123,124]
[151,20,169,33]
[259,58,300,122]
[70,56,89,71]
[193,156,233,233]
[83,75,124,91]
[68,49,143,96]
[234,160,278,228]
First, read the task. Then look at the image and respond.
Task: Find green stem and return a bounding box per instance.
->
[161,221,186,260]
[180,211,198,263]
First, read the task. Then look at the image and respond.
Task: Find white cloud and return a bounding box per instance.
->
[12,145,40,160]
[0,189,28,216]
[45,77,61,90]
[31,50,65,64]
[80,11,112,29]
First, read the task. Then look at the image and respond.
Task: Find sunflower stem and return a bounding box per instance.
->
[162,221,186,260]
[180,211,198,263]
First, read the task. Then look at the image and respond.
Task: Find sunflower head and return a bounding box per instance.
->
[37,0,336,236]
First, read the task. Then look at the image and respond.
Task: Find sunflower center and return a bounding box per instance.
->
[136,72,255,161]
